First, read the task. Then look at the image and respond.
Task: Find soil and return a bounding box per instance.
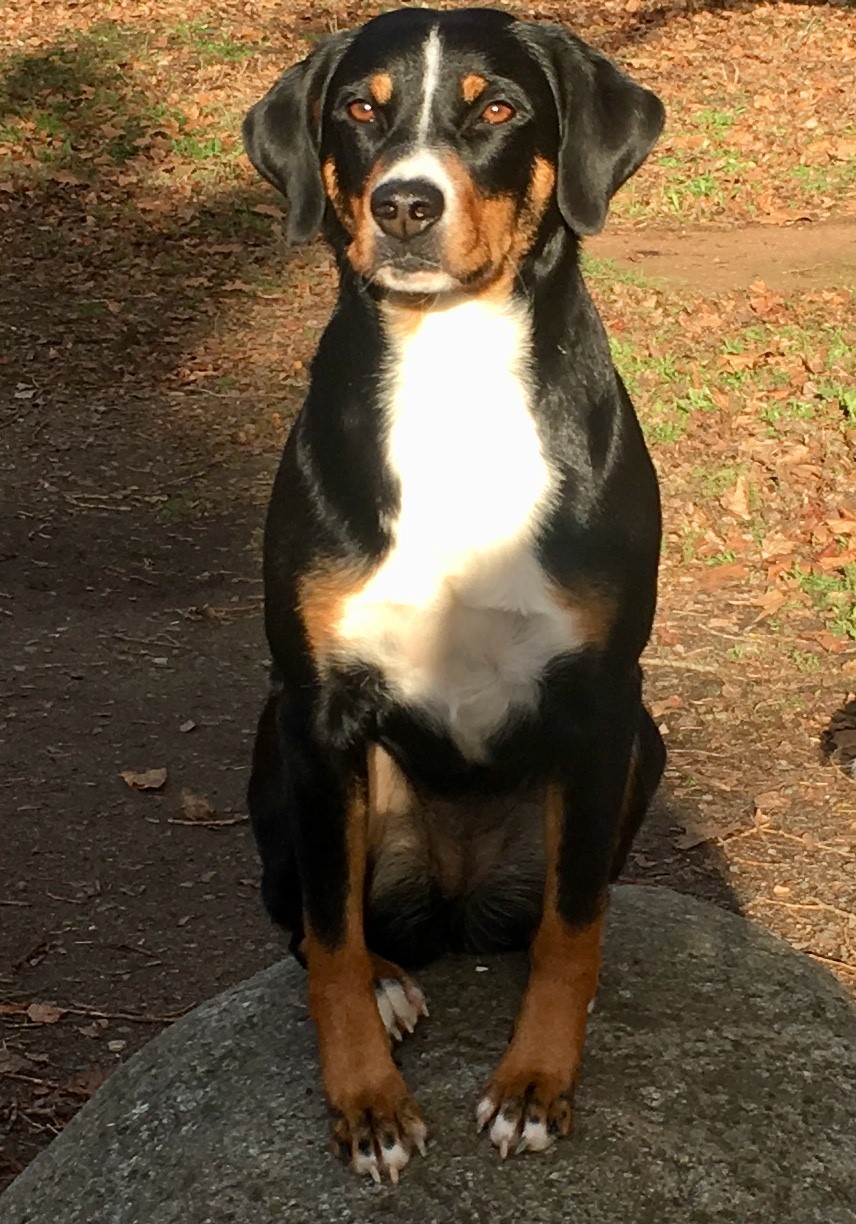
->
[591,219,856,293]
[1,0,856,1192]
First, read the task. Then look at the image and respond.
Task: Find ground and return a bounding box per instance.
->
[1,0,855,1192]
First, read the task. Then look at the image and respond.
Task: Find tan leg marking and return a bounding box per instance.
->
[477,783,604,1156]
[304,784,426,1182]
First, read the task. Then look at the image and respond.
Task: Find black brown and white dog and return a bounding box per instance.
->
[243,6,666,1183]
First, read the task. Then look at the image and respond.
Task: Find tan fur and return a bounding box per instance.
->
[482,783,605,1124]
[346,161,386,277]
[461,72,487,103]
[369,72,393,105]
[298,563,371,661]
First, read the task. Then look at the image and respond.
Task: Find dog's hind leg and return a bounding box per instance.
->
[247,691,305,954]
[370,953,429,1043]
[609,702,666,881]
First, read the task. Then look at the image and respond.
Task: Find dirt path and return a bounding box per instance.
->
[590,220,856,292]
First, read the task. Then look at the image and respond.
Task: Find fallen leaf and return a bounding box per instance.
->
[26,1002,65,1025]
[754,790,788,815]
[720,475,751,521]
[751,588,787,619]
[674,822,715,850]
[179,789,216,822]
[66,1066,111,1097]
[120,767,167,791]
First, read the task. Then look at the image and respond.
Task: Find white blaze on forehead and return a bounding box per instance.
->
[417,26,442,143]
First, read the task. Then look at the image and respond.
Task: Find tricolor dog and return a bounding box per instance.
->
[244,6,666,1182]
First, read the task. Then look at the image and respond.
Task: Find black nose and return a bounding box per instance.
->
[370,179,445,241]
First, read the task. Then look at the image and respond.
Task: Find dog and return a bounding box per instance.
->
[243,6,666,1183]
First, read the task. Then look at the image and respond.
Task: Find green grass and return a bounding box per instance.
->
[171,134,224,160]
[0,22,233,175]
[692,464,744,499]
[156,493,210,524]
[168,21,260,62]
[790,160,856,194]
[792,564,856,640]
[581,254,662,290]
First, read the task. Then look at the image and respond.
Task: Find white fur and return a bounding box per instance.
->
[332,297,588,762]
[417,27,442,143]
[374,976,428,1041]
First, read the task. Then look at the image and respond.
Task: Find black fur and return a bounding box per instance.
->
[244,7,666,964]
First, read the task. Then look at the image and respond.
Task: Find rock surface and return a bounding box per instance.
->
[2,886,855,1224]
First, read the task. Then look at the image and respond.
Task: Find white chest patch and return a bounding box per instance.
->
[334,297,584,761]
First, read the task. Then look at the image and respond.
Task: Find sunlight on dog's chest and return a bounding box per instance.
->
[336,297,583,760]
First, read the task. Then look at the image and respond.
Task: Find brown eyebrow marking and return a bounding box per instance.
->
[369,72,393,105]
[461,72,488,103]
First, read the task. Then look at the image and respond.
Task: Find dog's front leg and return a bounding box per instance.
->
[477,680,642,1156]
[300,765,427,1182]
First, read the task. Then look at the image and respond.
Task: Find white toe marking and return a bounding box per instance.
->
[353,1148,381,1183]
[476,1094,496,1131]
[489,1109,518,1158]
[521,1117,553,1152]
[375,976,426,1041]
[381,1141,410,1183]
[587,994,597,1015]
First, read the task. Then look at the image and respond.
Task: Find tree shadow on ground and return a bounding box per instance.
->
[600,0,847,55]
[0,21,746,908]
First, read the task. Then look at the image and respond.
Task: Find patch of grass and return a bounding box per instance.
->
[761,398,817,427]
[641,401,685,446]
[704,549,738,567]
[168,21,260,63]
[792,564,856,641]
[789,648,822,674]
[816,380,856,426]
[171,134,223,160]
[0,26,193,172]
[156,493,210,524]
[675,386,717,415]
[693,464,744,499]
[790,160,856,193]
[581,254,662,289]
[693,107,745,137]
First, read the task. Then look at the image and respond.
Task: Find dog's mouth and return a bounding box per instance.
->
[372,254,501,298]
[373,260,459,295]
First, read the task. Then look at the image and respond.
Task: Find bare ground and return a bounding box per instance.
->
[2,0,856,1193]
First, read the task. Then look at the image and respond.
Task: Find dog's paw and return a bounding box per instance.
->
[374,972,428,1043]
[331,1086,427,1183]
[476,1070,575,1159]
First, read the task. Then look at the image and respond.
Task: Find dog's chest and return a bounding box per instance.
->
[335,299,583,760]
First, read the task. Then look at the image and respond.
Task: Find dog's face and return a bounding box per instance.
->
[244,8,664,296]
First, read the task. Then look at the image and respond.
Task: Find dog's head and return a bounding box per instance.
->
[243,8,664,296]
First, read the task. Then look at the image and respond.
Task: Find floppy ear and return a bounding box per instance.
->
[242,31,353,243]
[517,23,665,236]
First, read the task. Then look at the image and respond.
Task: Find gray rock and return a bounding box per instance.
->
[2,886,855,1224]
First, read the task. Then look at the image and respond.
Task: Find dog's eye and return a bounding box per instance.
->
[347,99,376,123]
[481,101,515,126]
